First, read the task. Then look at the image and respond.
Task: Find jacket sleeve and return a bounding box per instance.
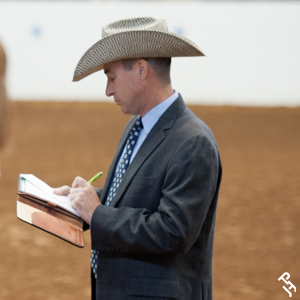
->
[90,135,221,254]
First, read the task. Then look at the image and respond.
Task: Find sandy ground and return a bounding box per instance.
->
[0,101,299,300]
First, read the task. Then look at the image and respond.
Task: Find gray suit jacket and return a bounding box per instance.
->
[91,95,222,300]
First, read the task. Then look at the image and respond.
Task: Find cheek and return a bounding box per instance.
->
[119,82,131,99]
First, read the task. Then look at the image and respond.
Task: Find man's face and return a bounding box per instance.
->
[104,60,142,115]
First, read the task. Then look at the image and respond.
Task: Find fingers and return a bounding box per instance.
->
[53,177,100,224]
[53,185,71,196]
[72,176,89,188]
[69,186,88,198]
[67,183,101,224]
[68,188,85,209]
[53,179,85,196]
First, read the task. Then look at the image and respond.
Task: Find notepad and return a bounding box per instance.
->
[19,174,79,216]
[16,174,84,247]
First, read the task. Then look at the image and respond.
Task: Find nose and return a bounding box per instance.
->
[106,80,114,97]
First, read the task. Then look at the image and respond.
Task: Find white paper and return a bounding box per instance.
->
[19,174,80,216]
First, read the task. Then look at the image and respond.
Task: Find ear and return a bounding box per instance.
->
[136,59,149,80]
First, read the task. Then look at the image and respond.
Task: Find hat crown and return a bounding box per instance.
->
[102,16,169,38]
[73,16,205,82]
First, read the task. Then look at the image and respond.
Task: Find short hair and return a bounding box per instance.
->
[122,57,171,84]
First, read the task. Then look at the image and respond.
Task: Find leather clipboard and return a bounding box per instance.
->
[16,193,84,248]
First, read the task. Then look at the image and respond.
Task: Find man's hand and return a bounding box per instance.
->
[54,176,101,224]
[53,185,71,196]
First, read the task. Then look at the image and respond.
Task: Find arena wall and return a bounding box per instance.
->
[0,1,299,106]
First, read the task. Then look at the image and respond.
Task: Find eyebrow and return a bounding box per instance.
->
[104,69,111,75]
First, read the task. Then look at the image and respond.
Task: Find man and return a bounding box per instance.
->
[55,17,222,300]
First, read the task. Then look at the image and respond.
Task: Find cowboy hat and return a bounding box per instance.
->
[73,16,205,82]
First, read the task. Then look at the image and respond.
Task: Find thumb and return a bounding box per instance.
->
[53,185,71,196]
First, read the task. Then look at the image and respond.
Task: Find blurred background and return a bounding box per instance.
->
[0,1,299,300]
[0,0,300,105]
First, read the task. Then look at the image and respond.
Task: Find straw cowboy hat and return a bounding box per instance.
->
[73,16,205,82]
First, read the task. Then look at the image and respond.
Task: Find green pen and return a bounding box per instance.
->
[88,172,103,184]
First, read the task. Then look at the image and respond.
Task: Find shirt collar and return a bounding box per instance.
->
[141,90,179,134]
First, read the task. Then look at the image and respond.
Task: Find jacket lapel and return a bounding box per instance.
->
[109,95,186,207]
[100,116,138,202]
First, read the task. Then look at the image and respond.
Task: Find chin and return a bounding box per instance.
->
[120,106,129,114]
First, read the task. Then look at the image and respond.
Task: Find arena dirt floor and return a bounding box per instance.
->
[0,101,299,300]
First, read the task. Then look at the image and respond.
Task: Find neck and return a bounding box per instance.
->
[139,84,174,117]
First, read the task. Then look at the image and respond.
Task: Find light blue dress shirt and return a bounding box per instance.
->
[115,91,179,174]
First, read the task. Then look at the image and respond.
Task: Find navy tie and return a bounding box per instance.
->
[91,118,143,278]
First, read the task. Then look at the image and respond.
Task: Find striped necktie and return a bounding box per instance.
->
[91,117,143,278]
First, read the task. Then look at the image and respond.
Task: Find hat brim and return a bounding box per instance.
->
[73,30,205,82]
